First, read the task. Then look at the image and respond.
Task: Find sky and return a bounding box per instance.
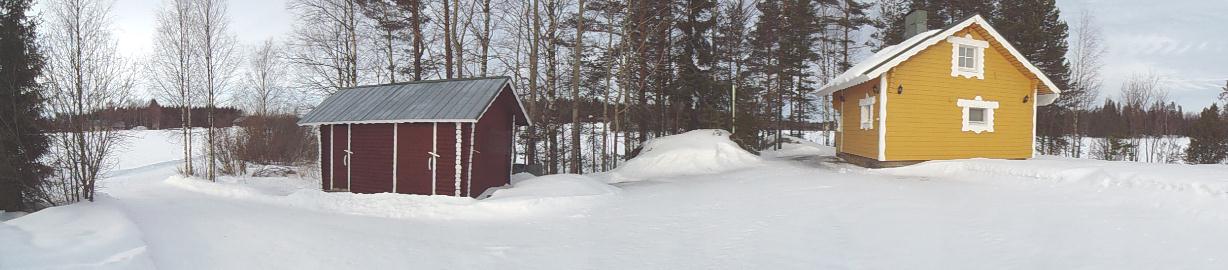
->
[90,0,1228,111]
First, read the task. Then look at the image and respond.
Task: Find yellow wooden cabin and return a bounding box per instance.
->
[819,11,1062,168]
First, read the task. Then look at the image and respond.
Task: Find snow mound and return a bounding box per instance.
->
[879,156,1228,197]
[487,174,620,201]
[602,129,761,183]
[0,197,156,269]
[759,135,836,158]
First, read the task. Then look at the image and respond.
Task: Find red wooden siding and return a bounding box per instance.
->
[320,126,332,190]
[313,86,523,197]
[348,124,395,193]
[471,87,517,196]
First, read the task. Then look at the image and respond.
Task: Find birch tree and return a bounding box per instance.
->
[42,0,133,202]
[1066,10,1107,157]
[242,39,288,116]
[287,0,362,94]
[193,0,240,181]
[151,0,197,176]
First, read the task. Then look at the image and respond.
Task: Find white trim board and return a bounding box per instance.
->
[878,74,888,161]
[454,123,463,196]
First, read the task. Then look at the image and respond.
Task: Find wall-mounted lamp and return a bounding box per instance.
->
[839,94,845,102]
[897,85,904,95]
[1023,94,1030,103]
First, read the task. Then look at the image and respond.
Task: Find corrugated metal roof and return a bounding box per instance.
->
[298,77,517,125]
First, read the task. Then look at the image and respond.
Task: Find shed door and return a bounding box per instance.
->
[396,123,436,194]
[331,124,351,190]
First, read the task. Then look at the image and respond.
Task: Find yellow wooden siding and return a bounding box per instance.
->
[884,26,1035,161]
[832,79,880,159]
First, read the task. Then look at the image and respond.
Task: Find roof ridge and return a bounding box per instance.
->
[345,76,511,91]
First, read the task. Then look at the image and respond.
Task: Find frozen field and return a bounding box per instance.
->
[2,129,1227,269]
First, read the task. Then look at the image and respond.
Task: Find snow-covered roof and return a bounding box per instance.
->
[817,15,1062,105]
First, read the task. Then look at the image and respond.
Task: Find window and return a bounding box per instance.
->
[968,108,986,123]
[835,112,843,132]
[957,96,998,133]
[958,45,977,70]
[859,95,876,130]
[947,34,988,79]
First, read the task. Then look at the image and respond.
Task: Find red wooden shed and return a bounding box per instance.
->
[298,77,531,197]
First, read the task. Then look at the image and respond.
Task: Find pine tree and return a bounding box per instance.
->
[830,0,874,71]
[0,0,49,211]
[1185,104,1227,164]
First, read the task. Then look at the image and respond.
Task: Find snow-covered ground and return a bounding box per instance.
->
[3,129,1228,269]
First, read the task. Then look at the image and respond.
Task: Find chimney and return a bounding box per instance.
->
[903,10,928,39]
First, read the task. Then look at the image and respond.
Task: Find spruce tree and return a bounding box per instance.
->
[1185,104,1227,164]
[745,0,783,148]
[672,0,719,130]
[0,0,49,211]
[994,0,1071,155]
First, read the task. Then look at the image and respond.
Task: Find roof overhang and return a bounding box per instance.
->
[298,78,534,127]
[817,15,1062,106]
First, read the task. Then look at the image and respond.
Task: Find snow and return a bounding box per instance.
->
[818,29,941,95]
[486,174,620,201]
[760,135,837,158]
[879,156,1228,198]
[0,197,156,269]
[600,129,762,183]
[4,129,1228,269]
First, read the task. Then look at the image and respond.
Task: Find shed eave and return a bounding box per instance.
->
[298,119,479,126]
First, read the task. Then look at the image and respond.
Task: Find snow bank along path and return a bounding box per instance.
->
[880,156,1228,198]
[4,129,1228,269]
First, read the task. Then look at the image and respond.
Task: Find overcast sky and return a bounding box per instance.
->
[95,0,1226,111]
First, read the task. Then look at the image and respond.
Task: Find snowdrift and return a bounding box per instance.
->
[165,173,620,220]
[486,174,620,201]
[759,135,837,158]
[601,129,761,183]
[880,156,1228,198]
[0,197,156,269]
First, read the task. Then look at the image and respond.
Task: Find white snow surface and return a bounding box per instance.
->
[4,130,1228,269]
[600,129,762,183]
[760,135,837,158]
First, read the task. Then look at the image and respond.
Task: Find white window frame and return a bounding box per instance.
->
[957,96,998,133]
[834,111,843,132]
[859,94,876,130]
[947,34,988,79]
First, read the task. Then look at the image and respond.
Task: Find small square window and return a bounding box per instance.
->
[968,108,986,123]
[958,45,977,70]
